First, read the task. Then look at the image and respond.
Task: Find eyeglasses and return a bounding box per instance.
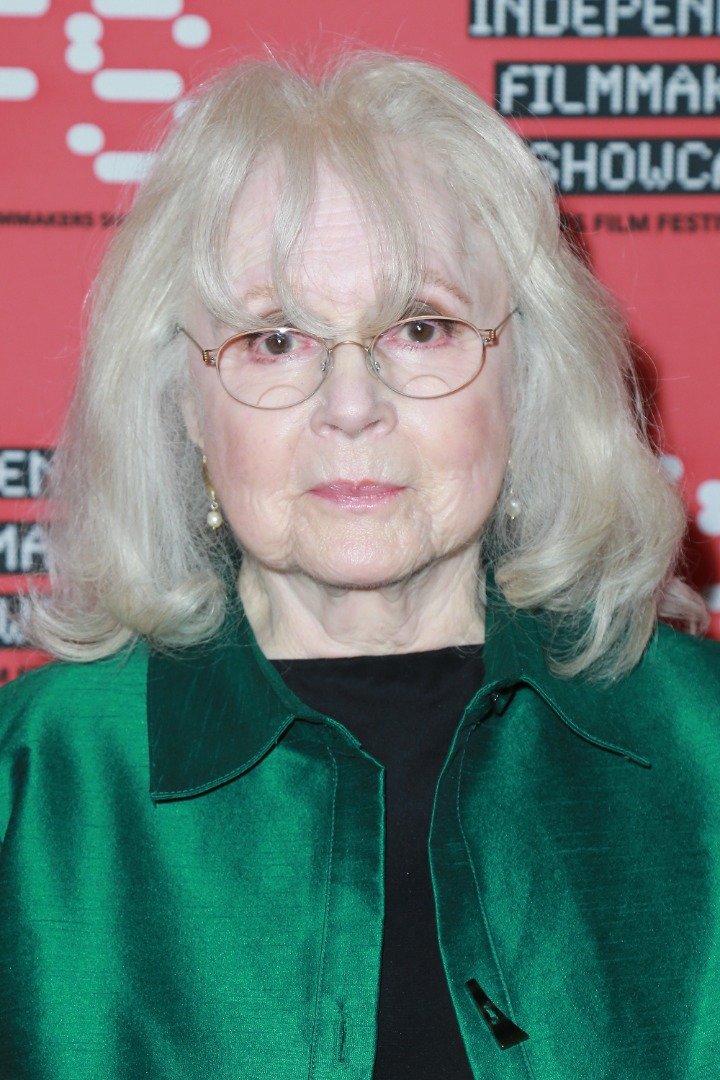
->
[177,309,516,410]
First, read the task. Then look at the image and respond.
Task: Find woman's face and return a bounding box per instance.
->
[183,159,513,591]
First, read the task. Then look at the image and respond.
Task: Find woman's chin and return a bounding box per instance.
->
[296,547,425,592]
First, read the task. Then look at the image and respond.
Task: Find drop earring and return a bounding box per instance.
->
[506,463,521,521]
[201,454,224,530]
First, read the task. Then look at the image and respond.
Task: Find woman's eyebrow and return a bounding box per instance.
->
[239,277,472,311]
[402,299,445,318]
[421,273,472,308]
[240,284,278,306]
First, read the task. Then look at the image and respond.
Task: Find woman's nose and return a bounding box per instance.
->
[309,340,398,439]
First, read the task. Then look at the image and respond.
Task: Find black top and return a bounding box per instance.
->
[270,644,485,1080]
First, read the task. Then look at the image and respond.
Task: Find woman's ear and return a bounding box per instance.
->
[181,389,205,451]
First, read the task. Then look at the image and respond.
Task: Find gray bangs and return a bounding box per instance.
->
[190,104,425,336]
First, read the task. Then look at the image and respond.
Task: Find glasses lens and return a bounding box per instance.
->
[217,330,326,408]
[372,318,483,398]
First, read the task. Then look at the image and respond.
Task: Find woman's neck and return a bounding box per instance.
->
[238,546,486,659]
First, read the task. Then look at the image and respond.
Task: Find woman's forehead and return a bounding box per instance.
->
[222,155,506,320]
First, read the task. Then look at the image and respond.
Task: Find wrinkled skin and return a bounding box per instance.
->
[183,159,513,657]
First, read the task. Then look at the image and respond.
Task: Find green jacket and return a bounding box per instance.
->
[1,582,719,1080]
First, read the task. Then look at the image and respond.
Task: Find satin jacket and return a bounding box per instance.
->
[1,579,719,1080]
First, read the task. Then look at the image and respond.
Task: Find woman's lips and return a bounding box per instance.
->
[308,480,406,509]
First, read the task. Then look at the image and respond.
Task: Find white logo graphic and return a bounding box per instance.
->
[65,12,104,73]
[93,150,155,183]
[62,5,211,183]
[0,0,49,13]
[706,585,720,614]
[66,122,105,155]
[93,68,183,101]
[697,479,720,537]
[659,454,685,483]
[66,121,149,182]
[0,0,49,101]
[93,0,182,15]
[0,67,38,100]
[172,13,210,46]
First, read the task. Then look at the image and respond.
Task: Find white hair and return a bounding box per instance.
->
[28,51,708,679]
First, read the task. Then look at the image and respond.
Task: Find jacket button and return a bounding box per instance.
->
[465,979,529,1050]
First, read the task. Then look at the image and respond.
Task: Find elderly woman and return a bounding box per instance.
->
[1,52,718,1080]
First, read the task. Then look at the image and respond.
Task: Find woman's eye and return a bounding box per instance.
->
[242,330,302,363]
[406,320,437,343]
[258,331,293,356]
[239,329,321,367]
[395,319,455,346]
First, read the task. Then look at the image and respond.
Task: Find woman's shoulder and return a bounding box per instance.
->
[611,621,720,713]
[647,621,720,682]
[0,643,150,748]
[613,622,720,745]
[528,619,720,766]
[0,645,152,843]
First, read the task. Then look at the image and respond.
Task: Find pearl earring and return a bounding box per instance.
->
[506,463,521,521]
[507,491,522,521]
[201,455,224,530]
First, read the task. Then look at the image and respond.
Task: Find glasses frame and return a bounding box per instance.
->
[177,308,517,410]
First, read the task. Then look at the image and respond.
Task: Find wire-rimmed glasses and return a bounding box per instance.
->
[177,310,516,410]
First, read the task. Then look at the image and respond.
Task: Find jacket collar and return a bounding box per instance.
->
[480,571,651,769]
[147,568,650,802]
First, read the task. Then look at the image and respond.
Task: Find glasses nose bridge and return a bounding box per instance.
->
[324,337,377,381]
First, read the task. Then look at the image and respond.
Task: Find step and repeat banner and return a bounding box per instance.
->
[1,0,719,683]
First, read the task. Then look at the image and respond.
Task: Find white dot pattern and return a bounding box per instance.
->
[51,5,209,182]
[0,66,38,99]
[697,480,720,538]
[705,585,720,614]
[92,0,182,16]
[172,13,210,47]
[93,68,184,102]
[659,454,684,483]
[65,12,103,41]
[0,0,49,13]
[66,122,105,155]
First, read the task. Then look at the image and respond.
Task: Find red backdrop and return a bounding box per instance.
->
[1,0,719,684]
